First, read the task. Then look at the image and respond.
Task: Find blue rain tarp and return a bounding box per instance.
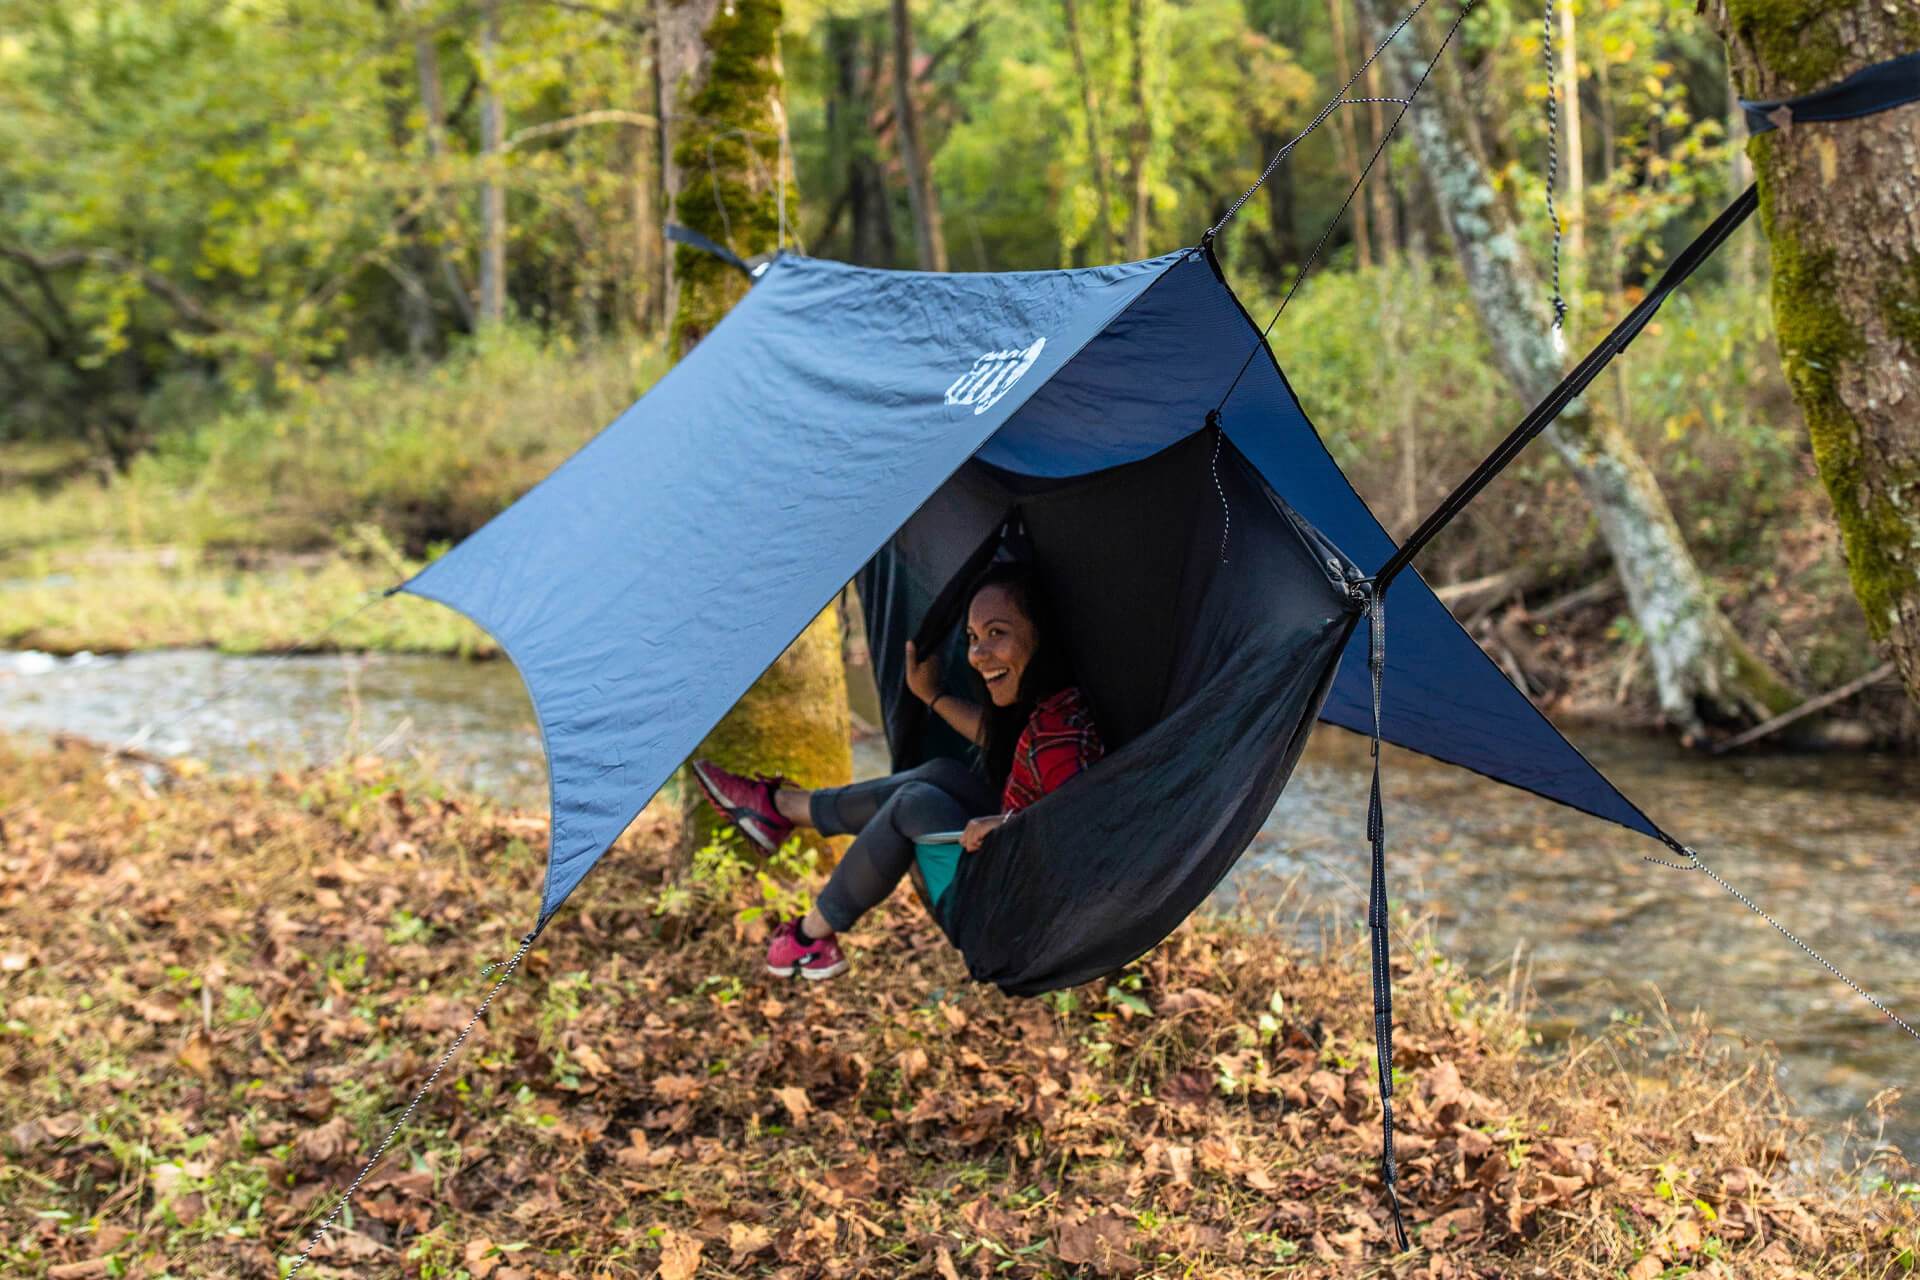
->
[402,245,1669,934]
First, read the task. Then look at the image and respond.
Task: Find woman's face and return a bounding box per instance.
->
[966,584,1037,708]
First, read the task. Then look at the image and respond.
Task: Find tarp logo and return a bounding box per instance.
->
[945,338,1047,415]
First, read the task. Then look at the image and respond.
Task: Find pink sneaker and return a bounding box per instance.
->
[765,917,848,981]
[690,759,794,854]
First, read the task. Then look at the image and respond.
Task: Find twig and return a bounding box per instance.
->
[1711,662,1895,754]
[1528,572,1620,621]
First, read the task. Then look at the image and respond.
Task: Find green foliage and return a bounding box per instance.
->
[0,0,657,451]
[2,325,658,558]
[1279,257,1805,580]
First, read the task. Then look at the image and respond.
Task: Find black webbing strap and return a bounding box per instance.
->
[1361,582,1410,1251]
[1374,183,1758,589]
[1741,49,1920,134]
[665,223,772,279]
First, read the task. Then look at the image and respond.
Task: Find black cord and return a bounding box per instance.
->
[1541,0,1568,340]
[1202,0,1433,245]
[1207,0,1479,419]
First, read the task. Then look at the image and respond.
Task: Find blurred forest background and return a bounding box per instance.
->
[0,0,1906,742]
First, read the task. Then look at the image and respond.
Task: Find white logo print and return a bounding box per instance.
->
[944,337,1046,415]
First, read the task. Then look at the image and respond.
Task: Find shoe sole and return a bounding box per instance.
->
[690,762,781,854]
[765,958,849,980]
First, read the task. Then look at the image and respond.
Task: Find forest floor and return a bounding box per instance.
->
[1,736,1913,1279]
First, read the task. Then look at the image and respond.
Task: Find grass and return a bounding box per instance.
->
[0,327,661,656]
[0,736,1913,1278]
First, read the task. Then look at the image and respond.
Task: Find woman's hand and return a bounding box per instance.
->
[904,639,942,706]
[960,814,1007,853]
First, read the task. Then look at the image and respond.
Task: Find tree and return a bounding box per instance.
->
[1709,0,1920,708]
[477,0,508,327]
[656,0,852,841]
[1059,0,1119,260]
[1364,0,1794,737]
[890,0,947,271]
[1122,0,1155,259]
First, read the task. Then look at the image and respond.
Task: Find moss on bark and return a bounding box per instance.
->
[666,0,793,358]
[663,0,851,854]
[1756,165,1917,644]
[1722,0,1851,91]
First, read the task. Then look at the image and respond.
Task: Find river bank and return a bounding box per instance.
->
[1,736,1912,1278]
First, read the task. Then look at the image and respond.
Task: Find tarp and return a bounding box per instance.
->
[402,246,1670,931]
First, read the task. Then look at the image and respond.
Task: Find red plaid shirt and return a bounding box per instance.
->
[1001,686,1106,813]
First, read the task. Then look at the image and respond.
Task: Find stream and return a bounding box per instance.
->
[4,646,1916,1157]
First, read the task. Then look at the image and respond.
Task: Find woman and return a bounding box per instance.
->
[691,562,1105,980]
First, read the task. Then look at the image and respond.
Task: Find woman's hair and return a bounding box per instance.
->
[963,560,1074,787]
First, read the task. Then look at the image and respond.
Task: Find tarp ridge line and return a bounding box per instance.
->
[1209,0,1479,415]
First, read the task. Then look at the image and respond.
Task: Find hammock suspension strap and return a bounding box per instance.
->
[1740,49,1920,134]
[1360,581,1411,1251]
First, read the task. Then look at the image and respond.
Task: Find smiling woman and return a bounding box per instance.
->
[690,561,1104,981]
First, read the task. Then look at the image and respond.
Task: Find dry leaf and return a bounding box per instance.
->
[656,1229,703,1280]
[774,1085,812,1126]
[728,1221,773,1263]
[464,1237,499,1280]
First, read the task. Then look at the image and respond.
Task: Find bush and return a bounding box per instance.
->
[0,325,664,558]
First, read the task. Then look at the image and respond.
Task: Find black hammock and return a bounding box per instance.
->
[858,428,1363,995]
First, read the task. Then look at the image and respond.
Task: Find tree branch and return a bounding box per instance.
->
[0,270,66,354]
[0,244,222,332]
[504,109,658,151]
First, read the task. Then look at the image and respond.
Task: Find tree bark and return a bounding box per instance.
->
[1059,0,1118,260]
[1326,0,1373,269]
[890,0,947,270]
[477,0,507,327]
[631,29,664,334]
[1122,0,1153,259]
[659,0,792,352]
[1709,0,1920,709]
[1366,0,1795,736]
[402,0,477,333]
[1364,54,1397,265]
[655,0,852,841]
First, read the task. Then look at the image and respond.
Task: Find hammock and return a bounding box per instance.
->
[863,430,1361,993]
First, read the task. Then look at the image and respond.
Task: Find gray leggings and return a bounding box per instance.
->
[810,758,998,932]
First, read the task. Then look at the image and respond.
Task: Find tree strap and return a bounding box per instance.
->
[1740,49,1920,134]
[1374,182,1758,589]
[1360,582,1411,1251]
[665,223,774,279]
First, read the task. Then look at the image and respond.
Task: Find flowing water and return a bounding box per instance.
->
[4,647,1916,1154]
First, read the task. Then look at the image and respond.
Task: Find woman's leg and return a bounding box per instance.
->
[798,757,985,838]
[808,765,995,936]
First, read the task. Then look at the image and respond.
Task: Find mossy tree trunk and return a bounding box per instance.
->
[1367,0,1796,738]
[657,0,852,848]
[1709,0,1920,709]
[659,0,795,356]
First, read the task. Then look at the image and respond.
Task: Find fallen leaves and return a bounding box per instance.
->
[0,739,1909,1280]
